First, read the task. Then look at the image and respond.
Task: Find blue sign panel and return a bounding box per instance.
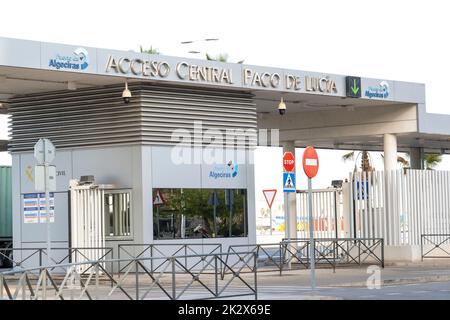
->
[356,181,369,200]
[283,172,296,193]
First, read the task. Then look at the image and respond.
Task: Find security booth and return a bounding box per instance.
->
[5,81,257,264]
[2,36,450,264]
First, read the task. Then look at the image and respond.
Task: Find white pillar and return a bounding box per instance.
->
[283,142,297,239]
[383,133,397,171]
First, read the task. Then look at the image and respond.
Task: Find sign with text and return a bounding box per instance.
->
[283,152,295,172]
[302,146,319,179]
[23,193,55,223]
[34,138,55,164]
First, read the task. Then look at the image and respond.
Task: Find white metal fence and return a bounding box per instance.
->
[70,185,106,265]
[297,189,344,239]
[351,170,450,246]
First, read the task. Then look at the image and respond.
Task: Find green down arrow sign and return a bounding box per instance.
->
[351,79,360,95]
[346,76,361,98]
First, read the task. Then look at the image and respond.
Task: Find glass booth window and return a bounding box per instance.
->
[105,191,131,238]
[153,189,248,240]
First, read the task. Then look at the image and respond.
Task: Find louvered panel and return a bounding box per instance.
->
[8,83,257,152]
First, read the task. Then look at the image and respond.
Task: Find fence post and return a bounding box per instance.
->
[118,245,121,278]
[39,249,43,268]
[358,240,361,265]
[151,246,154,273]
[171,258,176,300]
[184,245,188,271]
[135,260,139,300]
[21,273,26,300]
[95,263,99,300]
[333,240,336,273]
[254,252,258,300]
[420,235,424,261]
[279,243,282,276]
[42,269,47,300]
[214,255,218,298]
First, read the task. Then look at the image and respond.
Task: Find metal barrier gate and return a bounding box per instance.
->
[0,251,257,300]
[223,238,384,275]
[0,247,113,273]
[117,243,222,274]
[421,234,450,260]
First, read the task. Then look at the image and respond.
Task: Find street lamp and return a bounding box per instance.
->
[180,38,219,45]
[180,38,220,57]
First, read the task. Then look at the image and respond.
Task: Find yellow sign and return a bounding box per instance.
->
[25,165,33,182]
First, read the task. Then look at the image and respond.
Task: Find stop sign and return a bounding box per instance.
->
[283,152,295,172]
[302,146,319,178]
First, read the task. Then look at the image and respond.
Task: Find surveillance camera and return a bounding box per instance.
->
[122,87,132,104]
[278,98,286,115]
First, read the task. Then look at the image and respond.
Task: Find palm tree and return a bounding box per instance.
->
[205,53,244,64]
[140,45,160,55]
[342,150,410,172]
[342,151,375,173]
[424,154,442,170]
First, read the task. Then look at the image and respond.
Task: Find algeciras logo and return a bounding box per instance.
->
[209,160,239,179]
[49,47,89,71]
[365,81,390,99]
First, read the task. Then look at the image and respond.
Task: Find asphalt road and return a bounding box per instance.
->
[256,281,450,300]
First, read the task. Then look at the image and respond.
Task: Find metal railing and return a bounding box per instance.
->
[0,247,113,274]
[421,234,450,260]
[117,243,222,275]
[223,238,384,276]
[282,238,384,270]
[0,251,257,300]
[221,243,284,277]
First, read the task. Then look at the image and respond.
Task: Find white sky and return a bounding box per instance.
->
[0,0,449,114]
[1,0,450,178]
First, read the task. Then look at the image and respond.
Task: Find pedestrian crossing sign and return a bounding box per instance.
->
[283,172,296,193]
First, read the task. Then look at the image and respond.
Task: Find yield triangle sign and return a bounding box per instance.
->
[153,189,165,206]
[262,189,277,209]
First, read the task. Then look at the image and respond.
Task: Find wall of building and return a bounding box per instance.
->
[11,145,140,254]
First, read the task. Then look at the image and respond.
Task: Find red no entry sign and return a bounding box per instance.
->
[283,152,295,172]
[302,146,319,179]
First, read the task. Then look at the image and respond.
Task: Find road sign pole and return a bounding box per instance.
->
[33,138,56,269]
[307,177,316,290]
[285,193,290,238]
[269,208,273,235]
[44,154,51,268]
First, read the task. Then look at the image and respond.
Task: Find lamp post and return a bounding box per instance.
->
[180,38,220,57]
